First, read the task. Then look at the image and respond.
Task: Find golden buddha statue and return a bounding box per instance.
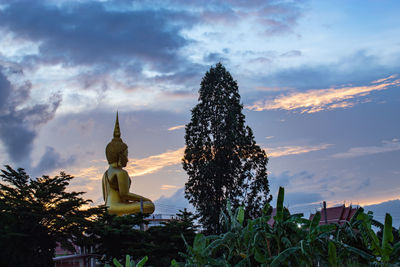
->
[102,113,155,215]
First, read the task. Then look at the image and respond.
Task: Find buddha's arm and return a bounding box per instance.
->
[102,173,106,202]
[117,171,152,202]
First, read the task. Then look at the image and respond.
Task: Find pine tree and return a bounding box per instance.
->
[183,63,271,234]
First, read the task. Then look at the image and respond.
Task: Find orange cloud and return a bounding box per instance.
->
[248,75,400,113]
[70,148,185,182]
[160,184,179,190]
[168,125,185,131]
[266,144,332,157]
[125,147,185,177]
[78,165,105,181]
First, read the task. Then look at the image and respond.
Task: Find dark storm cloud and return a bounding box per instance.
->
[0,0,305,93]
[33,146,76,176]
[0,99,61,163]
[203,52,229,64]
[0,67,61,164]
[0,1,195,72]
[153,62,206,85]
[0,68,12,109]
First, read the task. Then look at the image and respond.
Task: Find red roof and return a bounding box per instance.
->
[309,205,358,225]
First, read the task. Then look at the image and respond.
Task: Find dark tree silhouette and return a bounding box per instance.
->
[183,63,271,234]
[91,213,151,265]
[0,165,103,267]
[91,209,197,266]
[145,209,198,266]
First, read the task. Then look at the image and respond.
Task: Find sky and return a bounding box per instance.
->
[0,0,399,224]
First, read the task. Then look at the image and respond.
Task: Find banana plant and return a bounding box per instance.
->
[328,207,373,265]
[270,211,336,266]
[232,186,307,266]
[105,255,148,267]
[328,240,337,267]
[180,232,223,266]
[270,187,337,267]
[179,186,400,266]
[356,212,400,265]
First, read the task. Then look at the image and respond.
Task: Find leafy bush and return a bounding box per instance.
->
[105,255,148,267]
[178,187,400,266]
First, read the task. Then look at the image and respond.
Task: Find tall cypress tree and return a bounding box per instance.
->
[183,63,271,234]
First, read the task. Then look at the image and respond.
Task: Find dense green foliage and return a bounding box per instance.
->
[145,209,197,266]
[178,187,400,267]
[0,165,198,267]
[183,63,271,234]
[91,213,151,264]
[2,164,399,266]
[92,209,197,266]
[105,254,148,267]
[0,165,103,266]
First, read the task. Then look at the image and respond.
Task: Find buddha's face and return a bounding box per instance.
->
[119,149,128,167]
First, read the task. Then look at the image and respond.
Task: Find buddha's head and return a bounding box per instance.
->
[106,112,128,167]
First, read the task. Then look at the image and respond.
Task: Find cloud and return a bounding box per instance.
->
[123,143,330,177]
[280,50,302,57]
[160,184,179,190]
[269,171,314,191]
[203,52,228,63]
[0,67,61,164]
[364,199,400,227]
[154,187,191,214]
[0,0,306,115]
[0,67,12,109]
[244,50,400,108]
[0,1,195,72]
[248,75,400,113]
[168,125,185,131]
[33,146,76,176]
[332,139,400,158]
[70,147,185,181]
[234,1,303,35]
[285,191,323,207]
[162,90,196,100]
[72,163,106,182]
[266,144,332,157]
[255,86,293,92]
[125,147,185,177]
[268,171,322,214]
[167,0,303,34]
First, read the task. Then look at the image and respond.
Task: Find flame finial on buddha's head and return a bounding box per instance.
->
[105,112,128,164]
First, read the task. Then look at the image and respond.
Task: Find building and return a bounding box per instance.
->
[53,244,98,267]
[143,213,175,230]
[309,204,359,225]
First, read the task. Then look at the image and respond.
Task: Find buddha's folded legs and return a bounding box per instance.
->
[108,201,155,216]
